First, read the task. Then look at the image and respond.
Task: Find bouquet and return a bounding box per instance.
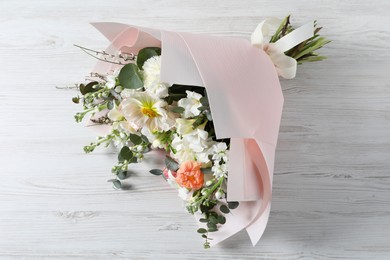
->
[70,16,329,248]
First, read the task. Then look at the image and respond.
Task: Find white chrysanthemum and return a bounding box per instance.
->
[177,91,203,118]
[120,91,175,132]
[142,56,170,98]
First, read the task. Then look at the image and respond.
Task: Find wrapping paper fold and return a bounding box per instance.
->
[91,22,284,246]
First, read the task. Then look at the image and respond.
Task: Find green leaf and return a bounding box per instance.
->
[199,218,208,223]
[149,169,163,176]
[136,47,161,69]
[200,96,209,107]
[140,134,149,143]
[118,63,143,89]
[107,100,114,110]
[207,222,217,230]
[117,170,128,180]
[208,215,218,225]
[201,234,207,238]
[165,156,179,171]
[118,146,133,162]
[227,201,239,209]
[197,106,208,112]
[170,106,185,114]
[220,205,230,214]
[218,215,226,224]
[200,167,212,174]
[129,134,142,145]
[108,179,122,189]
[197,228,207,234]
[72,96,80,104]
[79,81,99,95]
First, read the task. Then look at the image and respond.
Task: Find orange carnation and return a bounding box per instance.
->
[176,161,204,190]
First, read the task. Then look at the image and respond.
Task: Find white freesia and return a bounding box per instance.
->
[142,56,170,98]
[120,91,175,132]
[177,91,202,118]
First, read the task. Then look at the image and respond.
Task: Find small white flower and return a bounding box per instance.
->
[212,142,229,162]
[215,191,224,199]
[212,163,228,179]
[178,91,203,118]
[142,56,170,98]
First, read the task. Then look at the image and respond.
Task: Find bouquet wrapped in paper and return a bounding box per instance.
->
[71,16,329,248]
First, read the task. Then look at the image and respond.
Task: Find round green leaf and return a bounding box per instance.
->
[227,201,239,209]
[117,170,128,180]
[218,215,226,224]
[220,205,230,214]
[129,134,143,145]
[118,64,143,89]
[118,146,133,162]
[197,228,207,234]
[149,169,163,176]
[112,180,122,189]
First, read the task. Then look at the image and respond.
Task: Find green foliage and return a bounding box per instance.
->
[165,156,179,171]
[227,201,239,209]
[129,134,143,145]
[270,15,330,64]
[170,106,185,114]
[118,63,143,89]
[118,146,133,162]
[149,169,163,176]
[79,81,99,95]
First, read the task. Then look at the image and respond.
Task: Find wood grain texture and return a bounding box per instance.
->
[1,0,390,259]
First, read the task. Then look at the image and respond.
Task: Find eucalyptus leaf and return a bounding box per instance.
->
[197,228,207,234]
[112,180,122,189]
[218,215,226,224]
[117,170,128,180]
[118,146,133,162]
[227,201,239,209]
[118,63,143,89]
[129,134,143,145]
[170,106,185,114]
[165,156,179,171]
[149,169,163,176]
[136,47,161,69]
[220,205,230,214]
[199,218,208,223]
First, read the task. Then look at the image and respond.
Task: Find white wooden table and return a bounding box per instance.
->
[1,0,390,259]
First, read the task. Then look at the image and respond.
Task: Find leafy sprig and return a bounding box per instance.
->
[270,15,331,64]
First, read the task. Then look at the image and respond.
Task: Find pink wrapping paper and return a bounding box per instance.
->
[91,22,284,246]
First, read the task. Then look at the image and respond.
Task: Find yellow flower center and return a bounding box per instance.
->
[141,107,159,118]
